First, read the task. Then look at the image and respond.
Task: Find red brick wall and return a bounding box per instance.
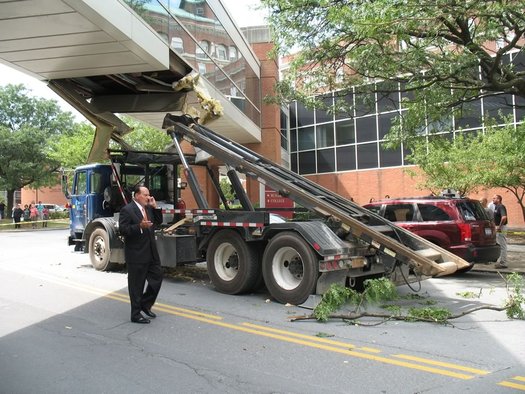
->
[21,184,68,207]
[244,41,281,204]
[306,168,525,226]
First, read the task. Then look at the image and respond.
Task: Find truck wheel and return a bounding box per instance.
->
[206,230,260,294]
[89,228,111,271]
[262,232,318,305]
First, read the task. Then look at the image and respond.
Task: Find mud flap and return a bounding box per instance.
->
[315,269,349,295]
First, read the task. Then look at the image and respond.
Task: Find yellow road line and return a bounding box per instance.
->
[392,354,490,375]
[514,376,525,382]
[241,322,381,353]
[151,301,223,320]
[498,381,525,391]
[3,266,486,380]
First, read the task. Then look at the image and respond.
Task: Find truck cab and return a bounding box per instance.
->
[69,163,113,249]
[67,150,183,261]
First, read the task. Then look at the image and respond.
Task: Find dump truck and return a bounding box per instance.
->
[65,113,470,305]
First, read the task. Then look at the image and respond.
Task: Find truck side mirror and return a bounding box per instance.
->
[61,173,70,199]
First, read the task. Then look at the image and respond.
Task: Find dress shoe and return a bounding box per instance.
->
[131,315,150,324]
[142,309,156,318]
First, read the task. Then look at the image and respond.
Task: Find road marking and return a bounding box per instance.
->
[0,266,223,321]
[241,322,381,353]
[392,354,490,375]
[513,376,525,382]
[3,266,490,380]
[498,380,525,391]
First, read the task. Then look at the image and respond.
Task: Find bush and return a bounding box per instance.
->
[50,211,69,220]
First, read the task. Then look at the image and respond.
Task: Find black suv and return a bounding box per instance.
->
[364,197,500,264]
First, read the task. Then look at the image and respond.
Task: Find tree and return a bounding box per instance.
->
[50,122,96,170]
[0,85,77,217]
[219,177,235,203]
[0,84,76,135]
[262,0,525,140]
[407,122,525,221]
[0,125,61,216]
[117,115,172,152]
[476,122,525,221]
[406,134,481,197]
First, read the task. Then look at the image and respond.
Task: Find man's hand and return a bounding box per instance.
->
[148,196,157,209]
[139,218,153,229]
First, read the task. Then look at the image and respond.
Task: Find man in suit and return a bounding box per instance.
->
[119,185,163,324]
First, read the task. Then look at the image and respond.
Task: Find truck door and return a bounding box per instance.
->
[71,170,88,232]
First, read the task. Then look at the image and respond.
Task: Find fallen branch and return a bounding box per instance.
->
[290,304,509,323]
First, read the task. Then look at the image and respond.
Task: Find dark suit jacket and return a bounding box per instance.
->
[118,201,163,265]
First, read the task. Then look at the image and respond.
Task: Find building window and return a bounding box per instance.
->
[316,94,333,123]
[196,40,209,59]
[317,148,335,173]
[196,7,204,16]
[378,112,396,140]
[229,46,237,61]
[455,99,482,129]
[170,37,183,54]
[357,143,378,169]
[216,44,227,61]
[483,94,514,124]
[296,101,314,126]
[376,81,400,112]
[291,129,297,151]
[297,126,315,151]
[197,63,207,74]
[316,123,334,148]
[379,142,402,167]
[356,116,377,143]
[336,119,355,145]
[291,153,298,172]
[336,145,356,171]
[298,151,316,174]
[335,90,354,120]
[280,109,289,152]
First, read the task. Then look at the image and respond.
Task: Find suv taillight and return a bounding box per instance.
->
[458,223,472,242]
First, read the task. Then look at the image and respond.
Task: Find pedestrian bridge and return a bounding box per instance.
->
[0,0,262,159]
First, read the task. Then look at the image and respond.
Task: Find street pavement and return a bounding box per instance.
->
[471,241,525,275]
[4,225,525,275]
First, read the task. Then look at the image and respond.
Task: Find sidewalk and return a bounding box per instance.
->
[470,229,525,275]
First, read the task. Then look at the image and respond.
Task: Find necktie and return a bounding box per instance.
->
[142,207,148,221]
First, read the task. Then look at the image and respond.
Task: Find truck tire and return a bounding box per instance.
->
[206,230,260,294]
[89,228,111,271]
[262,232,318,305]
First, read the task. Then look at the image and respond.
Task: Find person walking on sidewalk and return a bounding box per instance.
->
[492,194,508,269]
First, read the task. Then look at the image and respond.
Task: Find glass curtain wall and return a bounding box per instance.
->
[289,51,524,175]
[124,0,261,126]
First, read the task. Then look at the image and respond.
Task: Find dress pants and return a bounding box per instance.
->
[127,260,163,319]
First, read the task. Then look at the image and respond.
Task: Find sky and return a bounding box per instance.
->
[0,0,267,120]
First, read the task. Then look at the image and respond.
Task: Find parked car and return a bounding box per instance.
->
[364,197,500,266]
[41,204,65,214]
